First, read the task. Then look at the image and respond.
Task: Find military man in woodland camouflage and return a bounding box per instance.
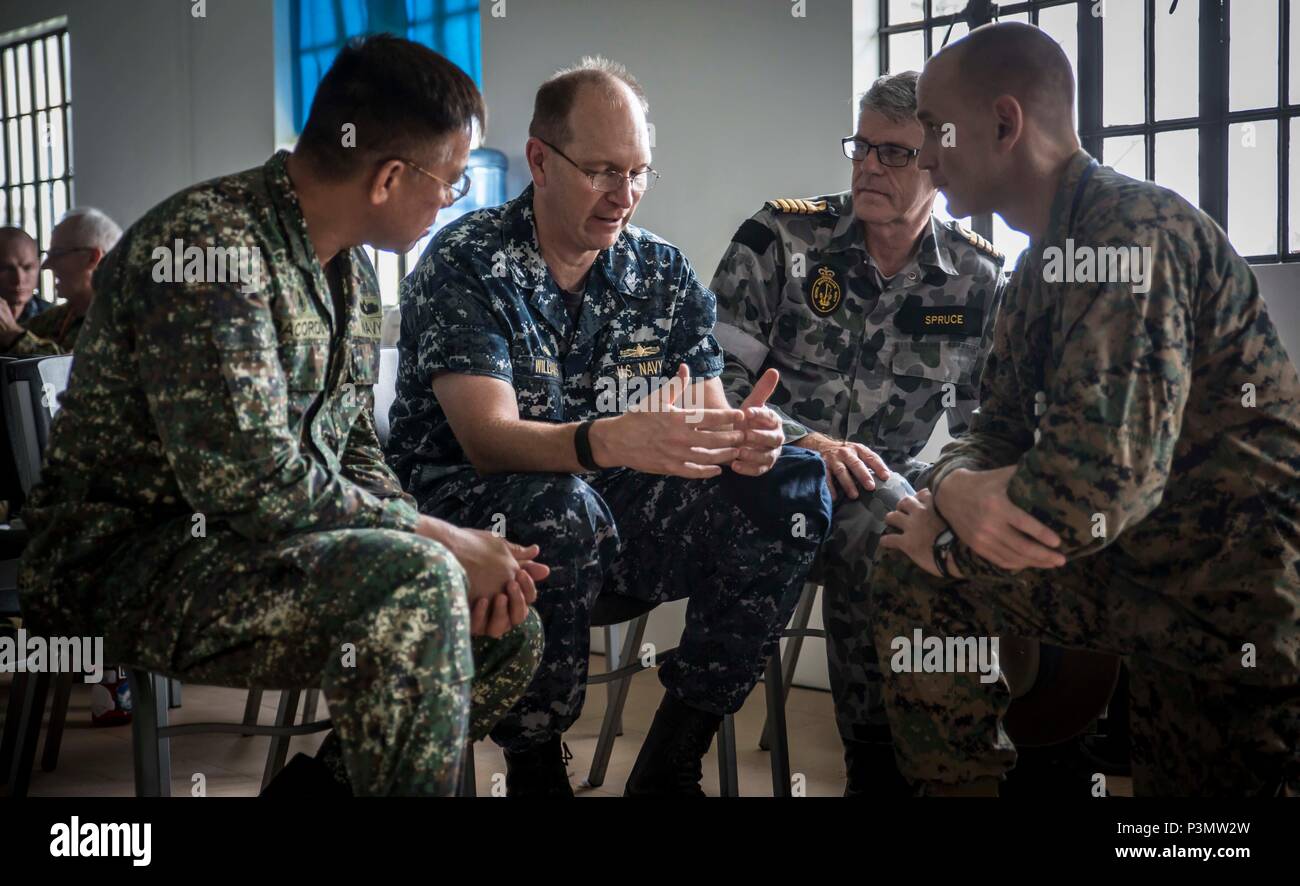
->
[18,37,544,797]
[710,71,1006,795]
[388,57,831,796]
[877,23,1300,796]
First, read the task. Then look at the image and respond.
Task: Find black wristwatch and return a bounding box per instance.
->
[574,419,603,472]
[932,527,956,579]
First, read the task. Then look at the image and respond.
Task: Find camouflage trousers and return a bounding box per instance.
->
[420,445,830,753]
[819,471,917,745]
[56,522,542,796]
[870,547,1300,796]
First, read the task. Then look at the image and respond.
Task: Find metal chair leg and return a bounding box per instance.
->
[459,742,476,797]
[1,671,31,786]
[603,624,623,736]
[127,670,170,797]
[761,583,818,751]
[765,652,792,797]
[40,670,74,772]
[241,689,263,736]
[585,614,648,788]
[717,713,739,797]
[7,670,50,797]
[260,690,300,791]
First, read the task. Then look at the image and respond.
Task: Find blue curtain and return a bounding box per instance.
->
[292,0,481,133]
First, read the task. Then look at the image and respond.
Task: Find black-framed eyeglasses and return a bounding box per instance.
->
[841,136,920,168]
[40,246,94,261]
[537,138,660,193]
[395,157,473,203]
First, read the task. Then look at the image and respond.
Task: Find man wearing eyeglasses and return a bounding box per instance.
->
[0,208,121,356]
[709,71,1007,797]
[20,36,545,796]
[388,56,831,796]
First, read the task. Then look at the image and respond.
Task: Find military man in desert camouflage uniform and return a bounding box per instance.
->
[18,37,544,797]
[877,23,1300,796]
[388,57,831,797]
[711,71,1006,795]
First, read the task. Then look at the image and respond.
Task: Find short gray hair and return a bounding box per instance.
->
[529,56,649,148]
[858,71,920,123]
[56,207,122,253]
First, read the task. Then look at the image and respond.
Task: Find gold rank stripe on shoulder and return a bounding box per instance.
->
[954,224,1005,262]
[765,198,830,214]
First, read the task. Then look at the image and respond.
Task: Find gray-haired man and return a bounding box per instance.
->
[709,71,1007,795]
[0,208,122,356]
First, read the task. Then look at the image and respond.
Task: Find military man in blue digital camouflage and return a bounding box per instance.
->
[710,71,1006,796]
[389,57,832,796]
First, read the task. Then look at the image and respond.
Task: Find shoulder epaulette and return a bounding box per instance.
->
[764,198,830,215]
[953,223,1005,264]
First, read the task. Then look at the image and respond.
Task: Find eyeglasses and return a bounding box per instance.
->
[40,247,93,261]
[538,139,660,193]
[841,136,920,168]
[396,157,473,203]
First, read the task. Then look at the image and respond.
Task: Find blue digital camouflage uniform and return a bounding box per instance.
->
[388,184,832,753]
[710,192,1006,745]
[17,151,542,796]
[872,151,1300,795]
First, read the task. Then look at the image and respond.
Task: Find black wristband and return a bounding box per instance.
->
[574,419,602,472]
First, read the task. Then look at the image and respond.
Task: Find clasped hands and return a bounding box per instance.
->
[879,465,1068,578]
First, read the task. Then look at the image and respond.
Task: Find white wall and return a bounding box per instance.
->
[480,0,854,281]
[0,0,279,233]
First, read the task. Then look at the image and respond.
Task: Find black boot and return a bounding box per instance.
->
[624,692,722,797]
[503,736,575,797]
[259,753,352,798]
[843,739,914,798]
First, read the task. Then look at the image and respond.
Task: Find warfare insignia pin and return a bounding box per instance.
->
[618,342,661,359]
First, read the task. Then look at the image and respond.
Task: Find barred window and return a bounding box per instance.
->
[880,1,1294,266]
[0,19,73,303]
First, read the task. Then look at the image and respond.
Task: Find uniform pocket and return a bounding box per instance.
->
[349,339,379,386]
[278,341,329,392]
[890,340,979,383]
[768,306,851,372]
[211,342,288,433]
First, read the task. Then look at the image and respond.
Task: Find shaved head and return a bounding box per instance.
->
[937,22,1076,137]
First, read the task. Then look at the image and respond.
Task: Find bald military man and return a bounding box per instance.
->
[875,23,1300,796]
[388,57,830,796]
[1,208,121,356]
[0,227,50,338]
